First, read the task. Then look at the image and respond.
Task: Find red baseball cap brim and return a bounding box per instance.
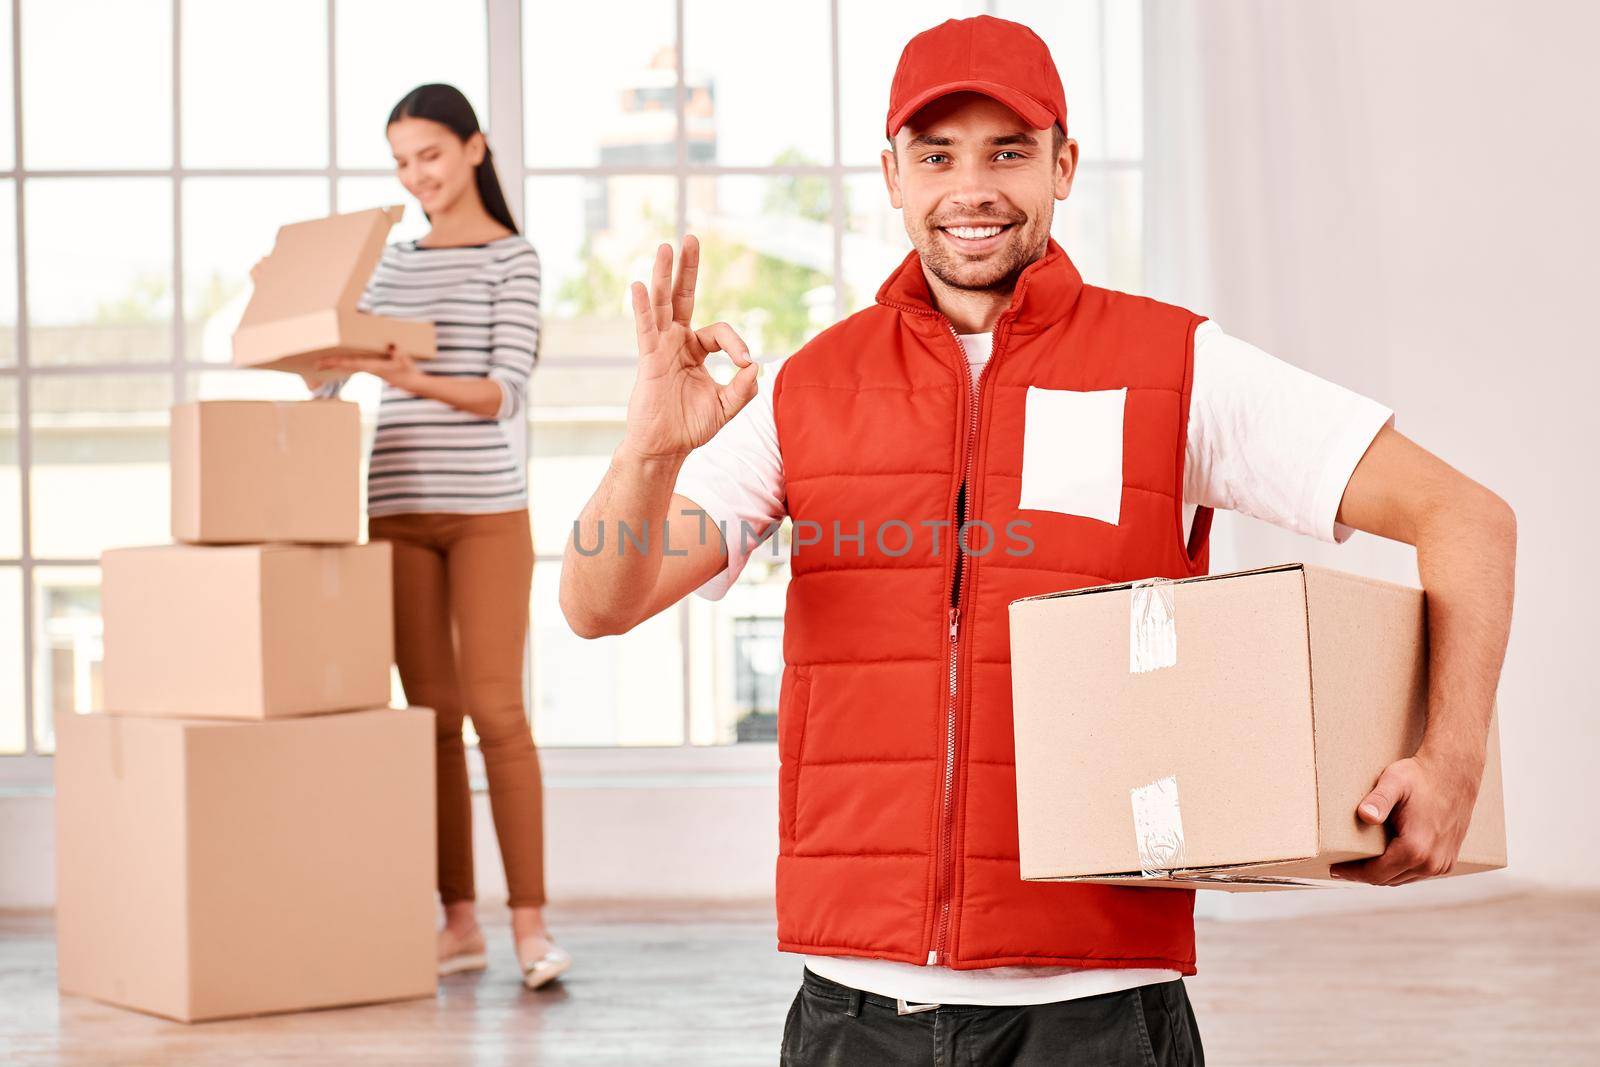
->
[885,80,1058,141]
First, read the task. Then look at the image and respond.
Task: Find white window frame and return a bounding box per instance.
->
[0,0,1145,789]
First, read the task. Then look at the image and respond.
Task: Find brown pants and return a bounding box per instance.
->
[368,508,545,909]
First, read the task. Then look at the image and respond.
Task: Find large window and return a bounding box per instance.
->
[520,0,1145,748]
[0,0,1143,777]
[0,0,489,782]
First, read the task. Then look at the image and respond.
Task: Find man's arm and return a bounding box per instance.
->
[1329,425,1517,885]
[560,236,758,638]
[561,459,728,637]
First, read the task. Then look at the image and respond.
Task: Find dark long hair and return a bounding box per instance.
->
[389,83,519,234]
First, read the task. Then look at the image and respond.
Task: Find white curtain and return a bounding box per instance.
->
[1142,1,1600,912]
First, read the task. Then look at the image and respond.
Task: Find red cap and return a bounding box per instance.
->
[886,15,1068,141]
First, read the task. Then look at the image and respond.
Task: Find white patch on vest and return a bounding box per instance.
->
[1131,775,1186,876]
[1129,577,1178,673]
[1017,386,1127,525]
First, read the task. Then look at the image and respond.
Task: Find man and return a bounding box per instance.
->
[561,15,1515,1066]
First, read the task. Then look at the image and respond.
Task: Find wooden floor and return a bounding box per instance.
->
[4,891,1595,1065]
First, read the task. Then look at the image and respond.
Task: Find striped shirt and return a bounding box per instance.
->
[316,234,541,517]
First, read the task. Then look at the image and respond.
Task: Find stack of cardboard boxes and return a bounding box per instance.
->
[54,213,441,1023]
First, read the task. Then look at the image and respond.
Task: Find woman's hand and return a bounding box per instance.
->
[620,235,760,463]
[316,344,427,393]
[298,369,336,393]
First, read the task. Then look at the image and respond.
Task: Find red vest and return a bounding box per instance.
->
[771,241,1213,973]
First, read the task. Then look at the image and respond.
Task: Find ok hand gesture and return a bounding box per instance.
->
[620,236,760,462]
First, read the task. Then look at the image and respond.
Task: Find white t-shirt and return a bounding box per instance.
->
[675,320,1394,1006]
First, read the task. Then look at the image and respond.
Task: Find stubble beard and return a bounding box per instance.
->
[917,217,1050,293]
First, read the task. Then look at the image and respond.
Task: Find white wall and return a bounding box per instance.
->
[1148,0,1600,893]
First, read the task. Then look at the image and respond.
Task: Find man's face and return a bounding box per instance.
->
[882,92,1076,292]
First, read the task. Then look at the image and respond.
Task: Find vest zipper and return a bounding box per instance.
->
[930,320,996,966]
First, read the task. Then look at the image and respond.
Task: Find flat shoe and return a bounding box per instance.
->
[438,929,488,977]
[517,939,572,990]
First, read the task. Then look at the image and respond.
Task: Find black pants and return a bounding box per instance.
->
[780,969,1205,1066]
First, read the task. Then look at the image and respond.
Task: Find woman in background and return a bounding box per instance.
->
[312,83,566,990]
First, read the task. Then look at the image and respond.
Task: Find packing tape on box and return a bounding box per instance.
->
[1129,577,1177,673]
[272,401,292,454]
[320,550,341,599]
[109,715,125,781]
[1130,775,1186,877]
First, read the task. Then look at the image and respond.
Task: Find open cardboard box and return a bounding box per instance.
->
[232,205,435,385]
[1009,563,1507,891]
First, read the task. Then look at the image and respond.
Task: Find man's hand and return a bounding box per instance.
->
[622,235,760,461]
[1329,746,1484,886]
[559,236,754,638]
[316,344,426,392]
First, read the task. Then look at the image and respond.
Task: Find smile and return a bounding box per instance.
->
[937,222,1015,252]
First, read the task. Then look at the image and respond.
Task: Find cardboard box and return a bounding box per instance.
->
[55,707,436,1022]
[1009,563,1507,890]
[102,542,393,720]
[171,399,361,545]
[232,205,435,385]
